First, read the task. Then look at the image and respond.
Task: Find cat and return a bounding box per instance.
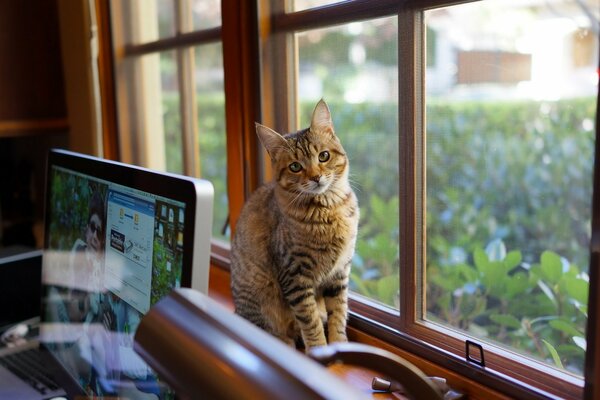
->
[230,99,359,350]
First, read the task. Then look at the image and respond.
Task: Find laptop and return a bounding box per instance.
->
[0,148,213,399]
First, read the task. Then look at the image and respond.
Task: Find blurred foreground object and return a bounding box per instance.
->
[134,288,442,399]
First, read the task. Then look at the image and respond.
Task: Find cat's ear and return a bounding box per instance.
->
[256,122,288,159]
[310,99,334,135]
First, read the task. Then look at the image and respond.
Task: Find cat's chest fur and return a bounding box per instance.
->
[271,184,359,281]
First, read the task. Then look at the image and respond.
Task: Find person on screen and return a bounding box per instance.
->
[44,188,109,394]
[70,189,106,296]
[67,191,159,397]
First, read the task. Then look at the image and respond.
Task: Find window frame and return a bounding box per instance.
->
[258,1,599,399]
[99,0,600,398]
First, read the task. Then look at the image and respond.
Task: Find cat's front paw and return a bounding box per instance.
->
[328,330,348,343]
[303,336,328,353]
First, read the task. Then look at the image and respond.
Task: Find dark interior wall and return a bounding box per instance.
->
[0,134,69,249]
[0,0,69,250]
[0,0,67,121]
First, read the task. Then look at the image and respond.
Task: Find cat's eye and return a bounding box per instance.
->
[289,162,302,172]
[318,151,330,162]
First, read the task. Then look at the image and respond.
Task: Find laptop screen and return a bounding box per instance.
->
[40,149,213,398]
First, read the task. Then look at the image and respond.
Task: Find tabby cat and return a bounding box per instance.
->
[230,99,359,350]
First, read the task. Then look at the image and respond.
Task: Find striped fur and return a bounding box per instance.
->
[230,100,359,349]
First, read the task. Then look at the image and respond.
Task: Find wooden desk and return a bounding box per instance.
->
[328,364,408,399]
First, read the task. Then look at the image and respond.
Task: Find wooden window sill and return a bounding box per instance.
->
[207,264,508,399]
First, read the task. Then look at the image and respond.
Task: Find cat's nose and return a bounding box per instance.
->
[310,175,321,183]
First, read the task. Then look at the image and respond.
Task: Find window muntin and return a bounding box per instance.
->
[295,16,400,308]
[292,0,346,12]
[424,0,597,376]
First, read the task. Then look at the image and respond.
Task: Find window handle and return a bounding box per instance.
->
[466,340,486,367]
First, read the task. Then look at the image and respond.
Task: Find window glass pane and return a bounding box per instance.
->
[156,0,176,39]
[191,0,221,31]
[425,0,598,375]
[123,0,176,45]
[158,51,183,174]
[296,17,400,308]
[195,43,228,242]
[292,0,345,12]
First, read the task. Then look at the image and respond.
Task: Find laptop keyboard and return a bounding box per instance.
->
[0,348,60,394]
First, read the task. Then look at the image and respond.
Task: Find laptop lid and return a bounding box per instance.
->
[40,149,213,398]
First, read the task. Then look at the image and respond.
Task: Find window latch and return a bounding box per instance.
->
[465,340,486,368]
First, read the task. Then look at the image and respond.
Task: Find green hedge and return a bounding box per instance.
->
[424,98,594,374]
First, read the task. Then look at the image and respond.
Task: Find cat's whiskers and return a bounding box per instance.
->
[285,188,307,209]
[346,173,363,194]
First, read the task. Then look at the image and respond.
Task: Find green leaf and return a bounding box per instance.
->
[548,319,582,337]
[490,313,521,329]
[565,277,589,305]
[540,251,563,284]
[505,272,530,299]
[556,344,585,357]
[376,275,399,306]
[350,272,371,297]
[504,250,522,270]
[542,339,564,369]
[481,264,507,296]
[473,248,490,273]
[457,264,478,283]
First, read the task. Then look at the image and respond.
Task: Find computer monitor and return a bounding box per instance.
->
[40,148,213,397]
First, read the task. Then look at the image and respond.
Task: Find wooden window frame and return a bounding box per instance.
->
[221,0,261,233]
[259,1,600,399]
[95,0,119,160]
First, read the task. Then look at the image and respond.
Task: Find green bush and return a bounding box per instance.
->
[424,98,594,374]
[428,239,588,373]
[426,98,594,270]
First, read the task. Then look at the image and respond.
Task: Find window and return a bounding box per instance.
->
[259,1,599,398]
[104,0,600,398]
[425,0,596,379]
[109,0,228,242]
